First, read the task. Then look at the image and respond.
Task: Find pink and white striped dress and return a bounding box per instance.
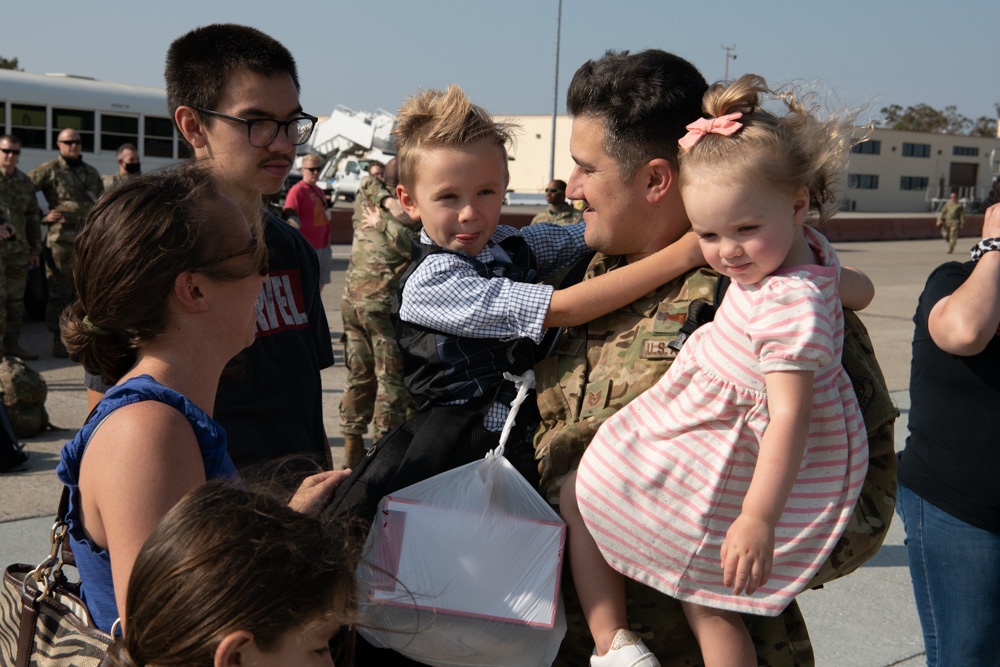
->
[576,227,868,616]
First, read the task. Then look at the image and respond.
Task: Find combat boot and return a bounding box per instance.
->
[342,433,366,469]
[4,336,38,361]
[52,334,69,359]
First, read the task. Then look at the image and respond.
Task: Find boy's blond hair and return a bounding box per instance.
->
[393,85,516,190]
[680,74,863,225]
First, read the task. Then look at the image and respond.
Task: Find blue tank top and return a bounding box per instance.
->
[55,375,238,633]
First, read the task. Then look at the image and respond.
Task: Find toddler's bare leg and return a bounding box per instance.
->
[560,470,628,656]
[681,600,755,667]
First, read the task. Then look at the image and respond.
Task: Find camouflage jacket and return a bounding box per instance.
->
[937,200,964,226]
[534,255,720,503]
[101,172,135,192]
[29,156,103,227]
[344,176,421,306]
[0,168,42,256]
[530,202,583,226]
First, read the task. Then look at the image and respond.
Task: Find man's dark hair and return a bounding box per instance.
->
[566,49,708,175]
[165,24,300,122]
[550,179,567,190]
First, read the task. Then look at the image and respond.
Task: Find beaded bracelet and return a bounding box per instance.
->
[970,237,1000,263]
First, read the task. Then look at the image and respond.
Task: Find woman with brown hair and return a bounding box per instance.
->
[54,167,347,634]
[104,482,357,667]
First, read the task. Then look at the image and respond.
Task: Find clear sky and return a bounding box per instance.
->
[4,0,997,125]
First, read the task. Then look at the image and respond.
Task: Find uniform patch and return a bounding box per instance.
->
[580,379,610,418]
[640,336,677,360]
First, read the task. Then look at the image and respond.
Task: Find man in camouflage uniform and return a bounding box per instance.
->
[101,143,140,191]
[0,135,42,360]
[339,158,419,467]
[29,128,103,357]
[936,191,965,254]
[533,50,899,666]
[530,179,583,226]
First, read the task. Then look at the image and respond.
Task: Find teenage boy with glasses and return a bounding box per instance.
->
[30,128,103,357]
[84,24,336,480]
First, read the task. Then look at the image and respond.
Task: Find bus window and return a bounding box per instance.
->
[52,108,95,152]
[12,104,45,149]
[144,116,174,158]
[101,114,139,152]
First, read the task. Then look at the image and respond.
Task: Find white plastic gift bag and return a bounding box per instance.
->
[356,371,567,667]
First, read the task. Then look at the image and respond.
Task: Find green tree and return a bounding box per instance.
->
[0,55,20,71]
[880,102,999,136]
[970,115,998,138]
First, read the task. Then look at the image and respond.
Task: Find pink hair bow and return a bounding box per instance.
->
[678,112,743,150]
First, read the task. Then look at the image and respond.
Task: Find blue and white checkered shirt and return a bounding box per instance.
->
[398,221,588,429]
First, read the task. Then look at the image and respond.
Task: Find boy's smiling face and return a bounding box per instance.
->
[398,140,506,256]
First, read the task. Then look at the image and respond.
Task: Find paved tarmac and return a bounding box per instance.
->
[0,237,961,665]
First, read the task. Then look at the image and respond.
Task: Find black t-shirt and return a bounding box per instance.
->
[899,261,1000,533]
[84,212,335,473]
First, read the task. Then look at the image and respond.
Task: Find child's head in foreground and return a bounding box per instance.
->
[678,73,856,285]
[105,482,357,667]
[393,85,516,256]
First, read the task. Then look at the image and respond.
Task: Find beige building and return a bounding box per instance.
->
[498,114,1000,213]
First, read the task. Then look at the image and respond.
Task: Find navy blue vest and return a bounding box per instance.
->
[392,236,544,411]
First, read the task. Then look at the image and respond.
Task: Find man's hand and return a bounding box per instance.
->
[44,210,63,223]
[721,513,774,595]
[0,223,14,240]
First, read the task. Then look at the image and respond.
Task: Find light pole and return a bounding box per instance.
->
[549,0,563,182]
[722,44,737,80]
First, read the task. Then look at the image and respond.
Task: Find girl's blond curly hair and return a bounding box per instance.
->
[680,74,863,225]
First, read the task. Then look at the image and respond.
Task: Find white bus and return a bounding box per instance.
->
[0,69,186,175]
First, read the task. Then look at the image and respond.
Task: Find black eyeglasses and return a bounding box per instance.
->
[196,108,317,147]
[58,140,82,146]
[544,188,563,194]
[302,166,322,173]
[0,148,20,156]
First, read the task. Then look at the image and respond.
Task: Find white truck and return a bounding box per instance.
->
[306,105,396,202]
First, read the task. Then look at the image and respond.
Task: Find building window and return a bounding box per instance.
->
[100,114,139,152]
[144,116,175,158]
[902,142,931,158]
[953,146,979,157]
[11,104,46,149]
[900,176,929,191]
[851,140,881,155]
[51,108,96,152]
[848,174,879,189]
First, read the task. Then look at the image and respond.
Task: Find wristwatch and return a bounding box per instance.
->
[970,238,1000,262]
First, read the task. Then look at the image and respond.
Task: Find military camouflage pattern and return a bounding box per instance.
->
[101,172,134,192]
[0,168,42,340]
[0,356,48,437]
[340,176,420,437]
[530,202,583,226]
[29,157,103,332]
[534,254,899,666]
[937,200,965,253]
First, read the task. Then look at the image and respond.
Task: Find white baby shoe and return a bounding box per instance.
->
[590,629,660,667]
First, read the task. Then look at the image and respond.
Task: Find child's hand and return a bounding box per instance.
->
[720,513,774,595]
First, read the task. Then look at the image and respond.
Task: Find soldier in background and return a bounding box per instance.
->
[0,135,42,360]
[101,143,141,191]
[936,191,965,254]
[339,157,419,467]
[530,179,583,226]
[30,128,103,358]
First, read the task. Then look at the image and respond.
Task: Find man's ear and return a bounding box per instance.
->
[214,630,254,667]
[173,272,209,313]
[175,106,207,150]
[643,158,677,205]
[397,184,420,221]
[792,184,811,225]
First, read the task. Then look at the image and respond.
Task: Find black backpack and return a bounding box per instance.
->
[0,402,27,472]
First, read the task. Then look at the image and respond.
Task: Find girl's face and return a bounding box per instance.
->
[682,174,810,285]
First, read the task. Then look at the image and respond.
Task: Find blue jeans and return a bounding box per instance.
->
[897,483,1000,666]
